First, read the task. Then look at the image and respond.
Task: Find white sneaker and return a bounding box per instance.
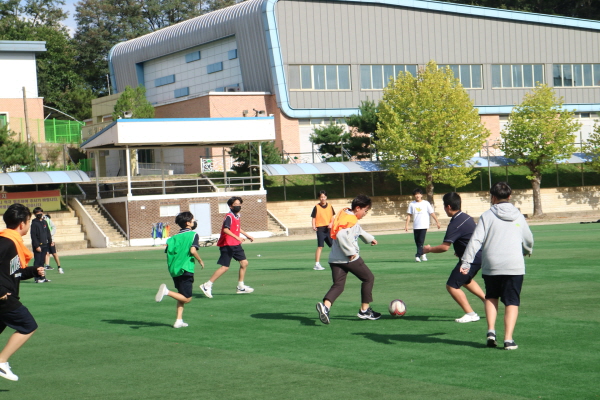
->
[58,267,64,274]
[421,255,428,261]
[155,283,168,302]
[236,285,254,294]
[200,283,213,298]
[0,362,18,381]
[455,313,480,323]
[415,257,421,262]
[313,263,325,270]
[173,320,189,328]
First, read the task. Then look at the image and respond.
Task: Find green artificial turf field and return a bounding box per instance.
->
[1,223,599,399]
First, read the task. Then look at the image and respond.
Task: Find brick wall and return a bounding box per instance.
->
[125,194,268,239]
[0,98,45,142]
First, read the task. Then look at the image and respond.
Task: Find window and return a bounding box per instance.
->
[207,62,223,74]
[360,65,418,90]
[185,51,201,63]
[553,64,600,87]
[155,75,175,87]
[288,65,351,90]
[228,49,238,60]
[444,65,482,89]
[491,64,543,88]
[0,114,7,129]
[160,205,180,217]
[174,87,189,98]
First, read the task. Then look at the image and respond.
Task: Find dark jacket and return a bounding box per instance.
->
[30,217,51,248]
[0,237,40,313]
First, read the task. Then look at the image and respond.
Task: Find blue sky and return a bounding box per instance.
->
[62,0,78,34]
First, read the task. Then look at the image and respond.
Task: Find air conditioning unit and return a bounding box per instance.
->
[226,86,241,92]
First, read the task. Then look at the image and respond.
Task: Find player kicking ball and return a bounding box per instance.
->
[423,192,485,323]
[316,195,380,324]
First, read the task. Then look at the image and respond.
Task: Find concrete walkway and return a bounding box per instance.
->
[58,213,598,256]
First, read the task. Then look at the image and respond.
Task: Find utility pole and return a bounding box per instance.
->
[22,87,31,144]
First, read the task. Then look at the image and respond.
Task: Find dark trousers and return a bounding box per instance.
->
[324,257,375,305]
[413,229,427,257]
[33,245,48,267]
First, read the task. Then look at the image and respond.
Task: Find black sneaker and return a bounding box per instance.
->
[316,302,330,324]
[504,340,518,350]
[44,266,54,270]
[357,307,382,320]
[487,332,497,348]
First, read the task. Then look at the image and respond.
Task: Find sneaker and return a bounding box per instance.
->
[0,362,18,381]
[200,283,213,298]
[155,283,168,302]
[357,307,382,320]
[35,279,44,283]
[173,320,189,329]
[504,340,518,350]
[313,263,325,270]
[420,254,427,261]
[455,313,480,323]
[487,332,497,348]
[236,285,254,294]
[415,257,421,262]
[58,268,64,274]
[44,265,54,270]
[316,302,330,324]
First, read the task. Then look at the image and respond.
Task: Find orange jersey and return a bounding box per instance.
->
[312,203,335,227]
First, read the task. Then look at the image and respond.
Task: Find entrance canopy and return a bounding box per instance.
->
[80,117,275,150]
[0,170,91,185]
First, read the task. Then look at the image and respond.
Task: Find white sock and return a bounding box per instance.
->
[164,286,169,295]
[205,281,213,287]
[467,312,477,316]
[176,319,183,323]
[315,262,321,266]
[361,308,368,313]
[238,281,244,287]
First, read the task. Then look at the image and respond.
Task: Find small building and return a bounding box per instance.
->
[0,40,47,143]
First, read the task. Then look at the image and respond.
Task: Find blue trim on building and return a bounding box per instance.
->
[108,45,118,93]
[0,40,47,52]
[262,0,600,119]
[136,63,145,87]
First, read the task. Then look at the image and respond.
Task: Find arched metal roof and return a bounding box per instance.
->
[0,171,91,185]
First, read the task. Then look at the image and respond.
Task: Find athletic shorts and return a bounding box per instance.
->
[316,226,333,248]
[172,271,194,299]
[48,244,57,254]
[0,305,38,335]
[217,245,246,267]
[482,274,524,306]
[446,261,481,289]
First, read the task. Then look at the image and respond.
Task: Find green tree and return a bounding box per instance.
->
[376,61,488,204]
[0,127,36,172]
[345,100,378,160]
[112,85,155,120]
[229,141,284,174]
[501,84,581,217]
[584,123,600,173]
[310,121,349,162]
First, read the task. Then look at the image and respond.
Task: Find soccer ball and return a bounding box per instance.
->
[389,299,406,317]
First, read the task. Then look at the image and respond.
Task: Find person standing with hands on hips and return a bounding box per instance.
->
[200,197,255,298]
[405,188,440,262]
[311,190,335,271]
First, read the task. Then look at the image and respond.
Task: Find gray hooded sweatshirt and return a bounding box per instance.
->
[461,202,534,275]
[328,209,375,264]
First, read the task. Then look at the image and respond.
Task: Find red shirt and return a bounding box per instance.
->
[217,212,241,247]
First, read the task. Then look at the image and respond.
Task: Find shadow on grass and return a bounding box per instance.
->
[251,312,319,326]
[252,268,308,271]
[353,332,483,348]
[101,319,172,329]
[333,315,453,322]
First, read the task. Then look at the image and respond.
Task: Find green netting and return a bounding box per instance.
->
[44,119,83,143]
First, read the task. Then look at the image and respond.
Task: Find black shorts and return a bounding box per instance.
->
[48,244,57,254]
[217,245,246,267]
[0,305,38,335]
[447,261,481,289]
[483,274,524,306]
[172,271,194,299]
[316,226,333,248]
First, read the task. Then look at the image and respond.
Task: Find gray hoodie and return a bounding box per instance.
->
[461,202,533,275]
[328,209,375,264]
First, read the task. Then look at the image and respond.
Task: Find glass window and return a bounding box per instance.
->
[372,65,384,89]
[207,62,223,74]
[160,205,180,217]
[228,49,238,60]
[185,51,201,63]
[383,65,395,84]
[583,64,593,86]
[554,64,600,87]
[573,64,583,86]
[471,66,482,88]
[460,66,471,88]
[595,65,600,86]
[155,74,175,87]
[338,65,350,89]
[445,65,482,88]
[313,65,325,90]
[0,114,6,129]
[301,66,312,89]
[406,65,418,76]
[288,65,300,89]
[360,65,371,89]
[174,87,189,98]
[562,64,573,87]
[361,65,418,89]
[326,65,338,89]
[553,64,562,86]
[492,64,543,88]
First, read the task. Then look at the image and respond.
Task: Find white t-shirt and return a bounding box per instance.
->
[407,200,434,230]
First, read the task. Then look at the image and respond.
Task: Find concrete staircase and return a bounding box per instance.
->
[81,203,128,247]
[28,209,89,251]
[267,212,288,236]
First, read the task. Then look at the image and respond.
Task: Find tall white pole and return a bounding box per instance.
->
[125,146,132,197]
